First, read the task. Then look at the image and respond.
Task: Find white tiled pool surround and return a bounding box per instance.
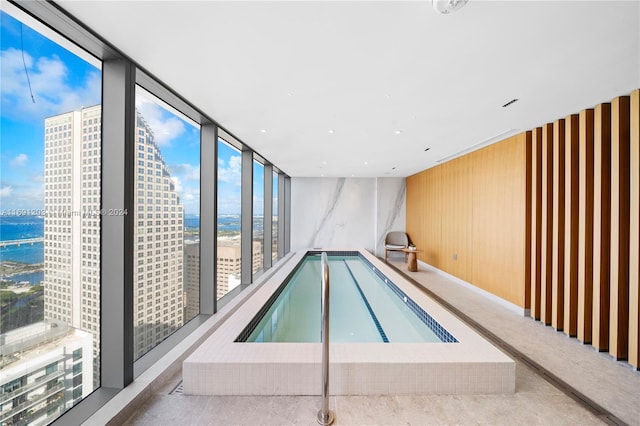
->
[183,249,515,395]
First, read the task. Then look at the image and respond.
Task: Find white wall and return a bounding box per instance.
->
[291,177,405,257]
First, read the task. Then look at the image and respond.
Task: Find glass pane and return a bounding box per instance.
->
[133,87,200,360]
[217,139,242,300]
[1,9,101,423]
[272,171,279,261]
[252,160,264,275]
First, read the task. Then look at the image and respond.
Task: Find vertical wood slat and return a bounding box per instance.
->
[541,123,554,325]
[564,114,580,336]
[552,119,565,330]
[578,109,595,344]
[610,96,631,360]
[530,128,543,320]
[525,131,533,312]
[629,89,640,369]
[592,103,612,351]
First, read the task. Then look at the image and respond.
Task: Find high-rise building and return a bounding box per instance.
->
[43,106,185,379]
[132,112,184,360]
[183,241,199,321]
[215,240,261,299]
[0,321,93,426]
[43,105,102,386]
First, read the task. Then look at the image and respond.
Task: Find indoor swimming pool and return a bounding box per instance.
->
[184,249,515,396]
[238,252,457,343]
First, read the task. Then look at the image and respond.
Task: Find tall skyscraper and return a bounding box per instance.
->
[184,241,200,321]
[43,105,102,385]
[132,112,184,360]
[43,106,184,382]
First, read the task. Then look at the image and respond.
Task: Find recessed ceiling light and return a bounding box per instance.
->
[260,129,267,133]
[394,130,402,135]
[364,161,368,165]
[328,129,335,134]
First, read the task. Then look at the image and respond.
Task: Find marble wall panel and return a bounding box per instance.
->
[291,177,405,255]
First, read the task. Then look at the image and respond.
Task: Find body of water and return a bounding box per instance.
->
[0,215,250,268]
[0,216,45,265]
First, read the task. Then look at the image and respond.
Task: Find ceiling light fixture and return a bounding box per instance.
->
[328,129,335,134]
[259,129,267,133]
[424,147,431,152]
[432,0,469,14]
[394,130,402,135]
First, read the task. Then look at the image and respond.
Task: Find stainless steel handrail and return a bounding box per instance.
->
[317,252,335,425]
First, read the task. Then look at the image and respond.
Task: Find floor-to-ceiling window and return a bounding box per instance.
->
[272,171,279,261]
[132,87,200,360]
[252,159,264,275]
[1,2,290,424]
[0,8,101,424]
[216,138,242,300]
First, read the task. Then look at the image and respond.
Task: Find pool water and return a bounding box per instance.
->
[244,254,450,343]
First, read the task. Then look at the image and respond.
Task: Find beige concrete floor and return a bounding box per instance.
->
[122,257,640,426]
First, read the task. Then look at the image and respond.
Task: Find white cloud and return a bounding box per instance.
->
[218,155,242,186]
[1,48,101,123]
[169,163,200,182]
[171,176,183,195]
[10,153,28,167]
[135,96,185,146]
[0,186,14,198]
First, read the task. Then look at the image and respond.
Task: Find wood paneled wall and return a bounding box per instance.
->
[406,88,639,369]
[406,133,527,307]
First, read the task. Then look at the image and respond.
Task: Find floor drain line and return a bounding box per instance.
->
[169,380,185,395]
[387,261,628,426]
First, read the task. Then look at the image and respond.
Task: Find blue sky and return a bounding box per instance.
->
[1,10,265,217]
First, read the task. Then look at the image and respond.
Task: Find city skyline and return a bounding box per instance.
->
[0,10,267,217]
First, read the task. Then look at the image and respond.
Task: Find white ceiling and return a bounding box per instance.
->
[56,0,639,178]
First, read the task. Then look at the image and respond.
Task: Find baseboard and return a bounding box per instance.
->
[417,260,527,316]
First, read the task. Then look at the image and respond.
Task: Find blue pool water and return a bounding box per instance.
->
[238,252,458,343]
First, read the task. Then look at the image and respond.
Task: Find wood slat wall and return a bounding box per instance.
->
[541,124,554,325]
[531,128,543,319]
[577,108,595,344]
[592,103,611,351]
[564,114,580,337]
[406,88,639,370]
[552,119,566,331]
[629,89,640,369]
[610,96,631,360]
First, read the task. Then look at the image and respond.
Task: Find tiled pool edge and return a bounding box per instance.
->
[183,249,516,396]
